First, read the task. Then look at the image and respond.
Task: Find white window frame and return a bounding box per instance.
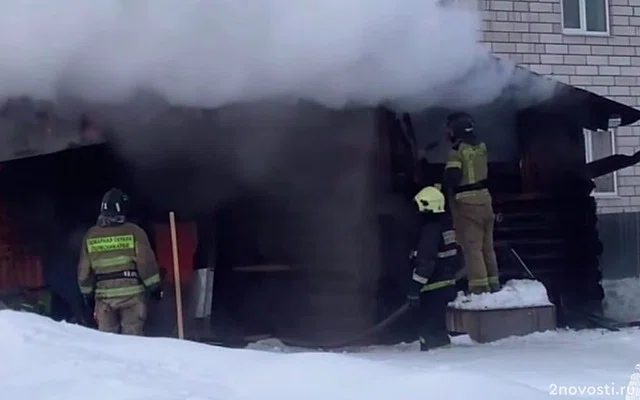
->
[584,129,618,197]
[561,0,610,36]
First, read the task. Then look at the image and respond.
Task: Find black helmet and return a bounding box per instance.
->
[100,188,130,217]
[446,112,474,138]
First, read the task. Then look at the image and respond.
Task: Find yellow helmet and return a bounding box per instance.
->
[414,185,445,213]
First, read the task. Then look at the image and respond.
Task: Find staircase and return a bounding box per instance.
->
[493,194,604,327]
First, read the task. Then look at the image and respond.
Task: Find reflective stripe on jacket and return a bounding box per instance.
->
[445,142,491,203]
[411,217,464,291]
[78,222,161,299]
[420,279,456,292]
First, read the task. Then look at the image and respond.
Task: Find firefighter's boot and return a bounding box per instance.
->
[489,277,501,293]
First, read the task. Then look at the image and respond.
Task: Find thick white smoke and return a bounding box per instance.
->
[0,0,555,110]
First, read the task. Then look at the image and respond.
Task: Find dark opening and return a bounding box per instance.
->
[0,144,126,320]
[208,195,298,339]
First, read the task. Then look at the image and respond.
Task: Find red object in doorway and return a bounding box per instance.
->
[0,199,45,291]
[153,222,197,285]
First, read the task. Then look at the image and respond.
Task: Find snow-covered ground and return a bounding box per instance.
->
[603,277,640,323]
[2,310,640,400]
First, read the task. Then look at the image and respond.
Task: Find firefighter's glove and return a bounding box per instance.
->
[407,289,420,309]
[83,295,95,312]
[150,288,163,302]
[82,295,96,327]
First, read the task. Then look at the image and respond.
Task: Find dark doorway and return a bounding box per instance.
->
[0,144,139,322]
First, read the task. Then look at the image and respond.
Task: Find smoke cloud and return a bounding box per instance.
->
[0,0,555,110]
[0,0,564,211]
[0,1,565,341]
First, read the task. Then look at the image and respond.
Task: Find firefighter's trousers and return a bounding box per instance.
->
[416,284,457,351]
[451,201,500,294]
[94,294,147,336]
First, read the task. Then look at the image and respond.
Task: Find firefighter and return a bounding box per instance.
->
[77,188,163,336]
[443,112,500,294]
[406,185,463,351]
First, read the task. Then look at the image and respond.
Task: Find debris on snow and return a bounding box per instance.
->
[246,338,302,353]
[603,277,640,323]
[448,279,552,310]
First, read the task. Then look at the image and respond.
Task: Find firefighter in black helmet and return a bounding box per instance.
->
[443,112,500,294]
[77,188,163,335]
[407,184,464,351]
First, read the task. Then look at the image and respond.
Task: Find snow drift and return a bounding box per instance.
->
[449,279,553,310]
[0,0,555,111]
[2,310,640,400]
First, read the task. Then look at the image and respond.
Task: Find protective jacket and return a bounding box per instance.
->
[444,137,491,205]
[78,222,161,300]
[409,214,463,293]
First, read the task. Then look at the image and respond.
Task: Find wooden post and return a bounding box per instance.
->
[169,211,185,339]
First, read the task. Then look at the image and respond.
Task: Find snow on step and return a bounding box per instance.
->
[449,279,552,310]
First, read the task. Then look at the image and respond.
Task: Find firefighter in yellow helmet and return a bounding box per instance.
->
[443,112,500,294]
[407,185,464,351]
[77,188,163,336]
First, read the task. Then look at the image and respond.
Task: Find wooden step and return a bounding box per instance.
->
[495,225,556,233]
[447,305,557,343]
[496,238,565,247]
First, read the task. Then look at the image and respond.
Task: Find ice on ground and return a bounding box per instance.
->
[448,279,552,310]
[603,277,640,323]
[2,310,640,400]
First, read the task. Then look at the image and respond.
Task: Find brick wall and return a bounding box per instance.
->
[479,0,640,214]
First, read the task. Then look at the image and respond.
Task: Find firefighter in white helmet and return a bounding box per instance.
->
[407,184,464,351]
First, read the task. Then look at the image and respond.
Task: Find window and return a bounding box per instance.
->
[584,129,617,196]
[562,0,609,34]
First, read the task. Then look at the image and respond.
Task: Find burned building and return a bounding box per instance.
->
[0,65,638,346]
